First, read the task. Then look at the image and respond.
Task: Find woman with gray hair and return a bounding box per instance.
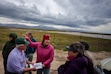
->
[80,41,95,74]
[58,42,88,74]
[80,41,95,66]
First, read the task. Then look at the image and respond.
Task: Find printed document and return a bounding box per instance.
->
[30,62,42,69]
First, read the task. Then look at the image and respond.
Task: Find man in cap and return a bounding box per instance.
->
[2,33,17,74]
[24,34,54,74]
[7,38,37,74]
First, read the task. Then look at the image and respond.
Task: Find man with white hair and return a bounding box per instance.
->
[7,38,37,74]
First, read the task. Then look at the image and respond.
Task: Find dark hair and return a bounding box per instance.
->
[80,41,89,50]
[27,32,33,38]
[9,33,17,40]
[28,32,32,36]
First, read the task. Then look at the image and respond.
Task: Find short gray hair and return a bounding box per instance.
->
[16,44,24,48]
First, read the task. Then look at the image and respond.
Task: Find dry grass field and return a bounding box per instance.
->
[0,27,111,74]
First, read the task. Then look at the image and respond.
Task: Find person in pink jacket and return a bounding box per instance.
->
[24,34,54,74]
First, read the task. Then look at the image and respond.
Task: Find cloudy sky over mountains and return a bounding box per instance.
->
[0,0,111,33]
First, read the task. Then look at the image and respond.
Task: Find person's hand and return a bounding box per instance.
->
[31,67,37,71]
[30,62,34,65]
[42,64,45,68]
[22,34,29,39]
[26,60,34,65]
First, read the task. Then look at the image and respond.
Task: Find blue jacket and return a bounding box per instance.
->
[25,37,36,54]
[58,56,88,74]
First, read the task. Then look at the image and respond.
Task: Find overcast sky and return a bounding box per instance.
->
[0,0,111,33]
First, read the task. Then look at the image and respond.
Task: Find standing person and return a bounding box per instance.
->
[80,41,95,66]
[25,32,36,62]
[7,37,37,74]
[25,32,36,74]
[58,42,88,74]
[2,33,17,74]
[80,41,95,74]
[24,34,54,74]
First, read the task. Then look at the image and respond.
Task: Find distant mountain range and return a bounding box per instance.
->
[0,23,60,30]
[0,23,82,32]
[0,23,111,35]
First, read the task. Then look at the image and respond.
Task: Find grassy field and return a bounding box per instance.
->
[0,26,111,51]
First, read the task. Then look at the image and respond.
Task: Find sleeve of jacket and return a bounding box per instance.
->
[64,61,79,74]
[2,42,8,58]
[26,38,38,49]
[43,46,54,66]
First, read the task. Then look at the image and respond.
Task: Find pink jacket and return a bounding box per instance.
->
[27,39,54,68]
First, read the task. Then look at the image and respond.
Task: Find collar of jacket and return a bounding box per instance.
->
[40,43,49,49]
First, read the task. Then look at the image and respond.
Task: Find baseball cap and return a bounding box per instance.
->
[66,42,84,55]
[15,37,29,45]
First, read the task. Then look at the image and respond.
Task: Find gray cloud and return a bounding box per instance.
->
[0,0,111,33]
[0,0,81,28]
[54,0,111,26]
[0,0,41,21]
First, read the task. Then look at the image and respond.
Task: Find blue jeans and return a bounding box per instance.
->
[26,53,33,62]
[26,53,33,74]
[37,68,50,74]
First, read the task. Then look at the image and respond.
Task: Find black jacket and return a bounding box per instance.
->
[2,33,17,60]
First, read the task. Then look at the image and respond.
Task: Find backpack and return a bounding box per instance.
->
[58,61,70,74]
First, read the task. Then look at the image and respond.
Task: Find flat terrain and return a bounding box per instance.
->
[0,50,111,74]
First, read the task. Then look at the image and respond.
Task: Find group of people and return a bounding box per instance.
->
[2,32,95,74]
[58,42,95,74]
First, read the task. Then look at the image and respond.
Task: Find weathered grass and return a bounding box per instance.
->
[0,27,111,52]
